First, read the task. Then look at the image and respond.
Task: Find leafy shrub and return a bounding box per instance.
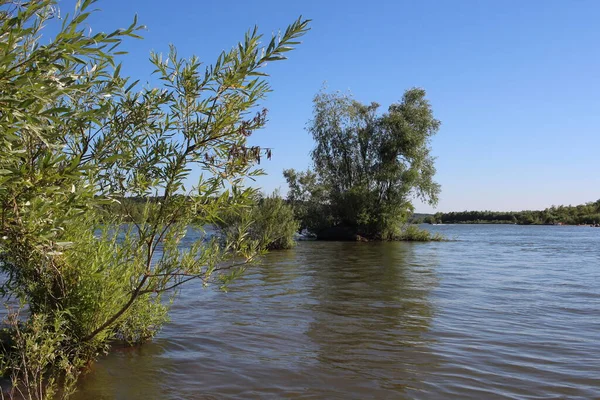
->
[399,225,444,241]
[0,0,309,397]
[252,195,300,250]
[217,193,299,251]
[0,311,85,400]
[113,293,170,346]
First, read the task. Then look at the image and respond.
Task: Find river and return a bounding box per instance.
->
[73,224,600,399]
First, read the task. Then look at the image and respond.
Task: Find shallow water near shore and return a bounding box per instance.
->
[73,224,600,399]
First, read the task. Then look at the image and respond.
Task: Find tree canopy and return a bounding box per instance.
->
[285,88,440,240]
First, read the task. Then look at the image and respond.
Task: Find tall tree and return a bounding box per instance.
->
[287,88,440,239]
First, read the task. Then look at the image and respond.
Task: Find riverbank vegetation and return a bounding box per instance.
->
[284,89,442,241]
[399,225,444,241]
[421,200,600,225]
[0,0,309,398]
[215,192,299,251]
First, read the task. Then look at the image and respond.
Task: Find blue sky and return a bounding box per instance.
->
[69,0,599,212]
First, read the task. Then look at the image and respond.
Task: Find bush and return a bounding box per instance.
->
[113,293,170,346]
[251,195,300,250]
[0,311,85,400]
[398,225,444,241]
[217,193,299,251]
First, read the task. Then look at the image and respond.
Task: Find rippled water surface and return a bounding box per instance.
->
[74,225,600,399]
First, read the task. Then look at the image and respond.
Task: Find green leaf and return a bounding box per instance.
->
[102,154,127,164]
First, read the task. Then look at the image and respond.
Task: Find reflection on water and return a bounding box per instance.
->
[76,340,171,399]
[73,225,600,399]
[303,242,438,398]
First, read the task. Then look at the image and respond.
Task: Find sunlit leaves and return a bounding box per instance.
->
[288,88,440,240]
[0,0,309,393]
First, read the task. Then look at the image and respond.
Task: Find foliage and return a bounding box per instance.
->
[283,169,332,233]
[112,293,170,345]
[432,200,600,225]
[0,311,84,400]
[0,0,309,396]
[250,194,299,250]
[285,88,441,240]
[217,192,299,251]
[399,225,444,241]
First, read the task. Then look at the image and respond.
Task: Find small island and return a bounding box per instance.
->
[283,89,443,242]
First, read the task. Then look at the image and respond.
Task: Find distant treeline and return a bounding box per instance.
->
[107,197,600,226]
[417,200,600,225]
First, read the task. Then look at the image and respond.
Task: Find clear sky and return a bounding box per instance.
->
[69,0,599,212]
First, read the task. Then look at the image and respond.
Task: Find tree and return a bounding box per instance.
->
[283,168,331,233]
[0,0,309,397]
[285,88,440,240]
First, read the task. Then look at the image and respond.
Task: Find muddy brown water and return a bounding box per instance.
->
[73,225,600,399]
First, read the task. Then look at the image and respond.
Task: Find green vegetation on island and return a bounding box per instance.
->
[284,89,443,241]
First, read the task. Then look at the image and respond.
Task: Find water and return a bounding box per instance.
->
[74,225,600,399]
